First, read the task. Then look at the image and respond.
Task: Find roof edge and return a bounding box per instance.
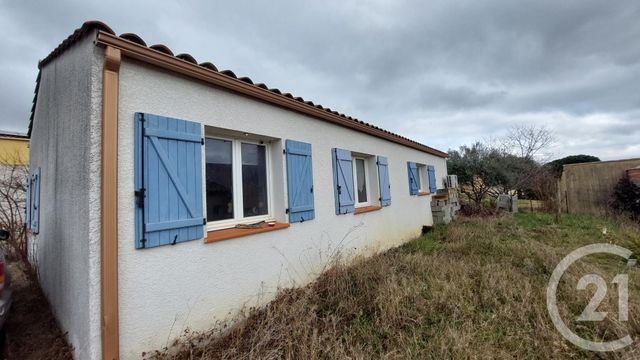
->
[562,157,640,168]
[28,21,448,158]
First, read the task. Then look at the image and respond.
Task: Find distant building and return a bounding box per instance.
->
[0,131,29,165]
[559,158,640,214]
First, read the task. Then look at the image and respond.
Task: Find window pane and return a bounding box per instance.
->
[206,138,234,221]
[356,158,367,203]
[241,143,268,217]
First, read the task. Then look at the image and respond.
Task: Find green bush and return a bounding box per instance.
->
[611,175,640,221]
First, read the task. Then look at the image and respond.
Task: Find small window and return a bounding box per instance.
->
[352,156,372,207]
[417,164,428,192]
[206,136,272,230]
[206,138,234,221]
[355,158,368,204]
[241,143,268,217]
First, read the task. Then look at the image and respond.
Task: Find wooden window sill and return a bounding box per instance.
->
[205,222,289,243]
[354,205,382,215]
[417,191,432,196]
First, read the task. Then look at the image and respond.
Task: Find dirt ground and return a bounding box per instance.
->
[2,262,72,359]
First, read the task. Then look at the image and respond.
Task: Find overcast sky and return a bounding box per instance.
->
[1,0,638,160]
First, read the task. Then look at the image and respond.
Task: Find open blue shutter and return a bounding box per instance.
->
[332,148,354,214]
[427,165,437,193]
[135,113,204,249]
[31,168,41,234]
[407,162,418,195]
[377,156,391,206]
[286,140,314,223]
[25,175,31,228]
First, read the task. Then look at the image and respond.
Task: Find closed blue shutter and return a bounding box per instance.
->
[407,162,418,195]
[31,168,41,234]
[377,156,391,206]
[25,175,31,228]
[332,148,354,214]
[285,140,315,223]
[427,165,437,193]
[135,113,204,249]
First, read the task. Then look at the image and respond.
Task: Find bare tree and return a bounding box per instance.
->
[0,150,29,262]
[503,125,554,161]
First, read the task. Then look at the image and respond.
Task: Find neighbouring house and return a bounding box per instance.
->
[26,21,448,359]
[0,131,29,165]
[559,158,640,214]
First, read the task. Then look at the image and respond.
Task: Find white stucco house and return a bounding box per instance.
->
[26,21,448,359]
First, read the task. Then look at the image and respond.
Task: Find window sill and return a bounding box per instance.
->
[354,205,382,215]
[417,191,432,196]
[205,222,289,243]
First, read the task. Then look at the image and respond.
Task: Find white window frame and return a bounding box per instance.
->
[416,163,427,192]
[205,136,274,231]
[352,157,371,207]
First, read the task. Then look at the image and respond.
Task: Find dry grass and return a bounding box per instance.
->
[153,212,640,359]
[3,263,73,359]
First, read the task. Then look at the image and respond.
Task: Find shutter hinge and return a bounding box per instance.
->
[285,208,290,214]
[201,138,205,145]
[203,218,207,225]
[134,188,146,208]
[337,185,342,195]
[310,186,313,193]
[283,149,286,154]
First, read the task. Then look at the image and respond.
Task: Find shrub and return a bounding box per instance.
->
[611,175,640,221]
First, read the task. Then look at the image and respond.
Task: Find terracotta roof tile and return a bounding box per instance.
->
[198,62,218,72]
[149,44,173,56]
[175,53,197,64]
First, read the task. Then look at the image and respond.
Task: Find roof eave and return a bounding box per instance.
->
[94,31,447,158]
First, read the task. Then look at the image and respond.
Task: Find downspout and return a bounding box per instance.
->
[101,45,121,360]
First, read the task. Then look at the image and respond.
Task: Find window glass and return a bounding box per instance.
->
[418,165,426,191]
[241,143,268,217]
[356,158,368,203]
[206,138,234,221]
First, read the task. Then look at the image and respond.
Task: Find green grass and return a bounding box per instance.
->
[156,213,640,360]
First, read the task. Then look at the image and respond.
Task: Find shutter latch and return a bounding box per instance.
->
[135,188,146,208]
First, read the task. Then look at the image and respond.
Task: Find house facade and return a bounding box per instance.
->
[27,21,448,359]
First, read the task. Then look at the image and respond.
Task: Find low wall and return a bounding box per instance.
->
[559,158,640,214]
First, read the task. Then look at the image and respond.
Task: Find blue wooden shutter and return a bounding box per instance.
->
[135,113,204,249]
[286,140,315,223]
[30,168,41,234]
[407,162,418,195]
[25,174,31,228]
[332,148,354,214]
[427,165,437,193]
[377,156,391,206]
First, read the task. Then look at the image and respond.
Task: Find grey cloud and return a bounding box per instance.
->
[0,0,638,160]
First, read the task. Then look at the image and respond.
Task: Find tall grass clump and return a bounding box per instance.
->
[152,213,640,360]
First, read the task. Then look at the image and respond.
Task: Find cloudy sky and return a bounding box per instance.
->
[1,0,639,160]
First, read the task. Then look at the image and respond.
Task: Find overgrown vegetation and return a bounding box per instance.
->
[152,213,640,359]
[612,175,640,221]
[447,125,554,207]
[0,152,29,262]
[548,154,601,178]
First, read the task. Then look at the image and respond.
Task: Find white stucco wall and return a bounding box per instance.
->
[117,59,447,358]
[28,33,103,360]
